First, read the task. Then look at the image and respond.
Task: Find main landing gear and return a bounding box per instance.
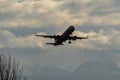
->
[68,40,71,44]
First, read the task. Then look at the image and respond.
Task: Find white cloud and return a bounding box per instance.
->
[0,28,119,51]
[0,0,66,28]
[0,30,45,48]
[0,0,120,29]
[73,30,110,50]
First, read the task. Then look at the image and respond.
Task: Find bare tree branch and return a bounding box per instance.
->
[0,55,26,80]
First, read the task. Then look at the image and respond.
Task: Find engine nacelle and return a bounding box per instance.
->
[54,34,60,37]
[72,36,77,40]
[54,34,60,41]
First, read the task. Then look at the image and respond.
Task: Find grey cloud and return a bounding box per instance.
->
[60,1,82,14]
[112,0,120,7]
[0,46,118,71]
[0,12,17,21]
[89,6,120,17]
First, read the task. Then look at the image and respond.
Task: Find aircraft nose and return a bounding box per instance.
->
[69,25,75,30]
[70,25,74,28]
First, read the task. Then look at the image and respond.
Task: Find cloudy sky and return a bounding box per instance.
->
[0,0,120,72]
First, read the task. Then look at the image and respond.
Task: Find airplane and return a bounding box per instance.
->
[35,26,88,46]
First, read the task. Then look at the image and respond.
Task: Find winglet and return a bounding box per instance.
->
[34,33,43,37]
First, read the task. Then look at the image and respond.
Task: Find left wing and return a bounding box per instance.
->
[35,33,61,39]
[69,35,88,40]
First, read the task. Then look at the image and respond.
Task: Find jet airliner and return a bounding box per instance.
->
[35,26,88,46]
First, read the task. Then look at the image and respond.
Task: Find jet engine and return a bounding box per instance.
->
[54,34,60,41]
[72,36,77,40]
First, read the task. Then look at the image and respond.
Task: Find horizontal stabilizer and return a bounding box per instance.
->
[46,43,55,45]
[46,43,64,46]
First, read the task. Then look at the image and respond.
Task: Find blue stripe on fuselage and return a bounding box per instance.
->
[54,26,75,46]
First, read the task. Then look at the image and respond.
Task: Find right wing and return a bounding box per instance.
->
[35,33,60,39]
[75,35,88,39]
[69,35,88,40]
